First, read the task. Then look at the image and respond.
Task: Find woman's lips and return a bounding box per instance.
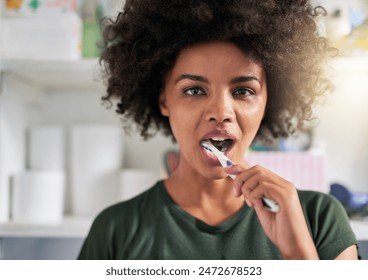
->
[200,129,237,165]
[200,140,235,166]
[201,145,222,166]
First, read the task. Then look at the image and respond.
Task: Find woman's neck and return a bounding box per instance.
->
[163,165,245,226]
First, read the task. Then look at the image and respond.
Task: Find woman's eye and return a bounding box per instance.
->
[183,87,206,96]
[233,88,255,96]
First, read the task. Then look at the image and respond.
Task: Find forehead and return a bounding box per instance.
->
[167,41,265,81]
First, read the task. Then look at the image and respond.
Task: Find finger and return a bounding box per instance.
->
[245,185,268,211]
[240,175,260,199]
[248,181,281,212]
[224,164,246,176]
[224,159,252,175]
[224,164,249,197]
[230,165,263,196]
[241,179,269,209]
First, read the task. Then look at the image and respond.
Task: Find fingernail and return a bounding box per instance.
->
[233,187,239,197]
[245,198,252,207]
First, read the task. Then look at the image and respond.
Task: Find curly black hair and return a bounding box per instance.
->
[100,0,334,140]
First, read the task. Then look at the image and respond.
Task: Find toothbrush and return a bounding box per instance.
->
[201,140,280,213]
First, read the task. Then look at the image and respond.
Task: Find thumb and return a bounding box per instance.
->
[224,164,246,175]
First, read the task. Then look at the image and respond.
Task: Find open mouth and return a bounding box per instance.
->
[204,137,234,153]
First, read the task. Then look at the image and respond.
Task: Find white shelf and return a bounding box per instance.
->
[0,216,93,238]
[0,58,104,90]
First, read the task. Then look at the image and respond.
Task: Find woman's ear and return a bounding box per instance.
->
[159,92,169,117]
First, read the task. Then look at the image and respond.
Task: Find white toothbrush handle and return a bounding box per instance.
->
[262,197,280,213]
[228,174,236,180]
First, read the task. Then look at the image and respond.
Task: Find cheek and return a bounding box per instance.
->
[238,103,265,138]
[167,106,201,146]
[167,108,191,137]
[240,102,265,124]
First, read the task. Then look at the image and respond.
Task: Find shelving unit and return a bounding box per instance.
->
[0,58,105,235]
[0,57,174,240]
[1,57,368,243]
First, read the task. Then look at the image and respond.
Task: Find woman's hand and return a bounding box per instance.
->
[225,164,319,260]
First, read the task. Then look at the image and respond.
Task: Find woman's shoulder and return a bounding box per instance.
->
[297,189,357,259]
[297,189,342,211]
[298,190,349,222]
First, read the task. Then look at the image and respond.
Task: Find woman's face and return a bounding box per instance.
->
[160,41,267,180]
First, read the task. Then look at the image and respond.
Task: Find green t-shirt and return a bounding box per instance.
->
[78,180,357,260]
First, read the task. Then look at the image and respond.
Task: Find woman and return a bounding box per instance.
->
[78,0,358,259]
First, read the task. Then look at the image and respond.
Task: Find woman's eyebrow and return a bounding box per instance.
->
[230,75,261,85]
[174,74,261,85]
[175,74,209,84]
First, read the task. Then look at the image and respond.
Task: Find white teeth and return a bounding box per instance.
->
[211,137,227,141]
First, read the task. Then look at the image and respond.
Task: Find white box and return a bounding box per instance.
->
[11,171,65,224]
[70,125,124,216]
[0,97,27,223]
[71,169,120,217]
[118,169,158,201]
[0,13,81,60]
[29,126,65,170]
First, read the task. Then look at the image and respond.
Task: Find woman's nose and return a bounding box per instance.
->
[205,93,235,123]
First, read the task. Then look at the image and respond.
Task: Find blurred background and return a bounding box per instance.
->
[0,0,368,259]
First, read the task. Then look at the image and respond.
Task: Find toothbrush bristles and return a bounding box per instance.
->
[201,141,213,152]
